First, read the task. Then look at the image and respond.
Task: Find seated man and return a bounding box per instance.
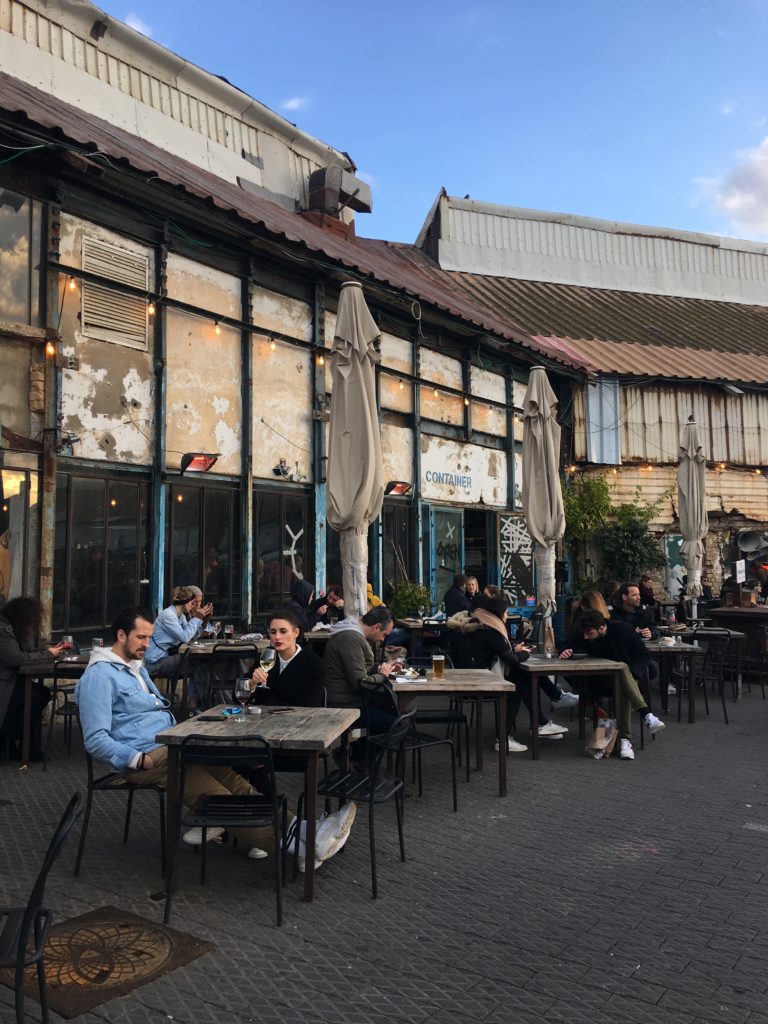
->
[144,586,212,711]
[611,582,659,640]
[443,574,471,617]
[75,607,269,858]
[324,607,398,761]
[560,610,665,761]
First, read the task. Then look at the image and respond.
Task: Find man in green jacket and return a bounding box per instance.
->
[324,607,398,757]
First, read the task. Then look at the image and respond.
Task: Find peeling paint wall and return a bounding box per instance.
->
[167,253,241,318]
[420,436,507,507]
[381,423,413,484]
[252,285,312,343]
[165,311,241,474]
[469,365,507,436]
[252,334,313,482]
[379,331,413,415]
[58,214,154,464]
[420,349,464,424]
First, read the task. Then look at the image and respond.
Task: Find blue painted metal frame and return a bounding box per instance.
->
[312,283,327,596]
[149,238,168,616]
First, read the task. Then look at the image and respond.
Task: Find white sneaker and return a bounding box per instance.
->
[644,712,665,734]
[536,721,568,737]
[554,690,579,709]
[248,847,268,859]
[494,736,528,753]
[183,826,225,845]
[619,739,635,760]
[315,802,357,863]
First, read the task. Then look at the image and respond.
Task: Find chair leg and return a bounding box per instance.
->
[416,749,423,797]
[368,799,378,899]
[273,806,283,926]
[14,961,25,1024]
[448,742,458,812]
[200,829,207,884]
[395,789,406,862]
[720,679,729,725]
[37,954,49,1024]
[463,722,470,782]
[158,791,167,876]
[123,788,135,845]
[74,785,94,877]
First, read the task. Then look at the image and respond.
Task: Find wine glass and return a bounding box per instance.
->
[211,621,221,640]
[233,677,252,721]
[260,647,277,674]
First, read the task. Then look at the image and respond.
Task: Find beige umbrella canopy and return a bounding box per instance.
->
[521,366,566,617]
[327,282,384,618]
[677,417,707,601]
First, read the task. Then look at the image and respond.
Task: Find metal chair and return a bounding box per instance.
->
[297,707,416,899]
[207,643,260,707]
[673,629,731,724]
[74,752,166,877]
[42,663,81,765]
[0,792,83,1024]
[164,734,287,926]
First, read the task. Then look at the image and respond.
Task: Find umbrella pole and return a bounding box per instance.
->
[340,526,369,619]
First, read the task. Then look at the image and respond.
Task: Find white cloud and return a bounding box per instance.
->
[124,12,153,36]
[282,97,308,112]
[701,136,768,238]
[721,101,735,116]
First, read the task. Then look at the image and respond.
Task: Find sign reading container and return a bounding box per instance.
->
[420,436,507,506]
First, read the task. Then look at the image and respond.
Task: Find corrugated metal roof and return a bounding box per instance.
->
[444,272,768,384]
[0,72,587,374]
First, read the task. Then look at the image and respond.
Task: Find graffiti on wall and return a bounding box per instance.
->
[499,515,533,604]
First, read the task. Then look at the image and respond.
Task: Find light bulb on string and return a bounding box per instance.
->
[270,338,276,352]
[214,321,221,336]
[464,397,470,407]
[147,300,155,317]
[433,388,438,398]
[67,277,76,292]
[317,352,325,366]
[399,380,404,390]
[45,340,56,357]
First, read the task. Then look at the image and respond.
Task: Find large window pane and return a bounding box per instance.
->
[254,491,311,614]
[69,479,106,628]
[382,502,412,593]
[0,190,41,325]
[106,481,140,622]
[0,470,29,602]
[203,489,231,613]
[170,485,199,589]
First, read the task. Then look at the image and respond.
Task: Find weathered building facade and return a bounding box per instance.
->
[0,3,584,636]
[417,194,768,593]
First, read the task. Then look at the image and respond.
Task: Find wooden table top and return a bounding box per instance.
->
[395,618,426,629]
[519,656,627,674]
[645,640,704,654]
[156,705,359,751]
[392,668,515,694]
[184,640,268,655]
[660,627,746,639]
[710,606,768,617]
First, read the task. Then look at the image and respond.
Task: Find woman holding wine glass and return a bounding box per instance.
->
[247,610,325,707]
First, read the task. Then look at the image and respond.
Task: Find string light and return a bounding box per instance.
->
[317,352,325,366]
[176,494,184,503]
[45,340,56,356]
[716,462,726,473]
[612,467,619,475]
[433,388,438,397]
[644,465,652,472]
[109,497,117,508]
[270,338,276,352]
[214,321,221,336]
[464,397,470,407]
[399,380,404,390]
[754,468,762,476]
[147,301,155,317]
[67,277,76,292]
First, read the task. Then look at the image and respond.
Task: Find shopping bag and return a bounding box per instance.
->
[585,717,618,760]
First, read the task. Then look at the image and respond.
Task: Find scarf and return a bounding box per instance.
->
[472,608,511,646]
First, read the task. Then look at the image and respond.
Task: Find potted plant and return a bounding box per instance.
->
[389,580,431,619]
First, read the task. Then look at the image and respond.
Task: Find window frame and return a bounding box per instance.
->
[253,485,313,617]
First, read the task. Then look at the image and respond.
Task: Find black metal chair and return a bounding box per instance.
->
[738,626,767,700]
[297,707,416,898]
[403,655,470,784]
[672,629,731,724]
[74,752,166,877]
[366,689,458,812]
[42,663,81,765]
[207,644,260,708]
[0,792,83,1024]
[164,734,287,926]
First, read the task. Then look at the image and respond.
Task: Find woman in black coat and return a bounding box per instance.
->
[0,598,68,761]
[466,597,565,752]
[248,609,325,707]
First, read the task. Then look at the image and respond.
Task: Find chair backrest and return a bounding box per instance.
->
[178,733,278,808]
[368,707,417,779]
[695,629,731,674]
[23,792,82,933]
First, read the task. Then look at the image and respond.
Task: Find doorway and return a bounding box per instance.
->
[464,509,497,590]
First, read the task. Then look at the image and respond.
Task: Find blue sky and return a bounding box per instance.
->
[101,0,768,244]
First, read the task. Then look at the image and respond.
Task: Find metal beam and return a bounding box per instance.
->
[149,233,168,616]
[240,264,255,625]
[312,283,327,596]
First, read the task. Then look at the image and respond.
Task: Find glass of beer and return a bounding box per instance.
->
[432,653,445,680]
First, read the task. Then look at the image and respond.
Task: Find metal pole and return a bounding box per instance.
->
[312,283,327,596]
[240,264,255,626]
[149,233,168,616]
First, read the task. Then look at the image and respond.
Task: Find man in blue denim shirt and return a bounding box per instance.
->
[76,608,268,859]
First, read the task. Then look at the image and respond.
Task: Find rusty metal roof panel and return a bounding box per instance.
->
[444,271,768,384]
[0,72,587,374]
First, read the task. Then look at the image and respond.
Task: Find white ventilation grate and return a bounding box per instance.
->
[81,237,149,349]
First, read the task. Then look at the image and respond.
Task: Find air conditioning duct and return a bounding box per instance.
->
[307,165,372,218]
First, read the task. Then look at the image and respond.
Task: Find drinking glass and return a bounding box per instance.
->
[91,638,103,649]
[62,634,74,649]
[211,621,221,640]
[432,653,445,680]
[224,624,235,641]
[233,678,252,721]
[260,647,277,673]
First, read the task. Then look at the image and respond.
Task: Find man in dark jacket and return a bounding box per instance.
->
[324,607,397,759]
[560,610,664,760]
[611,583,659,640]
[443,574,471,617]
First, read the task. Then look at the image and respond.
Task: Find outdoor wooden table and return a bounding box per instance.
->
[155,705,359,903]
[18,655,88,769]
[517,656,625,760]
[644,640,704,723]
[392,668,515,797]
[659,626,745,694]
[303,628,333,646]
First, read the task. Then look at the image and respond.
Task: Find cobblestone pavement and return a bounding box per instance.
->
[2,684,768,1024]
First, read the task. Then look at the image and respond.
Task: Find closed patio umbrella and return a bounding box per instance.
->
[521,367,565,620]
[677,416,707,607]
[327,282,384,618]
